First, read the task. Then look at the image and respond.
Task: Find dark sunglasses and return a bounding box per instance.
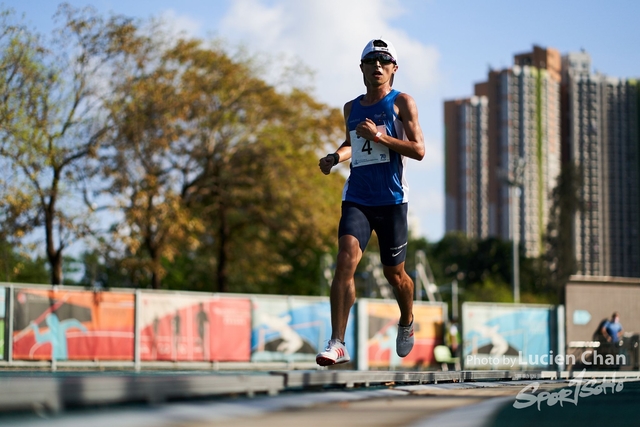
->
[362,53,396,65]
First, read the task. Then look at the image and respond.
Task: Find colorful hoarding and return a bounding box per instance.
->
[360,300,445,370]
[462,302,554,369]
[251,296,355,363]
[12,287,135,361]
[139,293,251,362]
[0,286,5,359]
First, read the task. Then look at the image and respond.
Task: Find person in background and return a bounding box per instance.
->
[446,320,460,358]
[601,312,624,345]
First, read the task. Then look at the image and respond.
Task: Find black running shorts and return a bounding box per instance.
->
[338,201,409,266]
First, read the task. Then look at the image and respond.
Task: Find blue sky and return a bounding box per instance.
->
[6,0,640,242]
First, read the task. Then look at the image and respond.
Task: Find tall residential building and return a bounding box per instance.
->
[444,96,489,239]
[445,45,640,276]
[513,47,562,258]
[563,53,603,275]
[563,51,640,277]
[445,46,561,258]
[602,78,640,277]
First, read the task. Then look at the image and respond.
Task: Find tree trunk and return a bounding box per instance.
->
[50,252,63,285]
[45,189,63,285]
[216,209,229,293]
[148,235,161,289]
[151,270,161,289]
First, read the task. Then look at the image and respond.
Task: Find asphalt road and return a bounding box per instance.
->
[2,373,639,427]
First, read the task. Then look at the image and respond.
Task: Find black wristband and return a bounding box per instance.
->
[329,153,340,166]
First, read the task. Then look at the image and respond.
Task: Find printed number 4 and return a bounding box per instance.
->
[361,139,373,155]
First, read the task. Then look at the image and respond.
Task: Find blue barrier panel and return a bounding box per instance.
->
[251,295,355,363]
[462,302,554,370]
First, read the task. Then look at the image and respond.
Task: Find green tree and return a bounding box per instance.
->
[212,89,344,294]
[430,233,511,303]
[0,4,138,285]
[0,8,42,252]
[426,232,557,304]
[541,162,583,302]
[171,41,344,293]
[102,38,205,289]
[104,34,344,291]
[0,238,49,284]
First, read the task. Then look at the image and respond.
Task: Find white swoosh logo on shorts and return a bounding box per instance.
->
[391,242,407,257]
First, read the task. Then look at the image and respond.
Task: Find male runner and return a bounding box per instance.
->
[316,38,425,366]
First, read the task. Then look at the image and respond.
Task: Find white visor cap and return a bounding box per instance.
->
[361,39,397,63]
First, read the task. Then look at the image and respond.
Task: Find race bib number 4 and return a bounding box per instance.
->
[350,126,390,168]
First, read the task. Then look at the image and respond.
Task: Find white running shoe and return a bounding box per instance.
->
[316,339,350,366]
[396,318,414,357]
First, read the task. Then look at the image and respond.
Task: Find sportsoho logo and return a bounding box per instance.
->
[513,369,624,411]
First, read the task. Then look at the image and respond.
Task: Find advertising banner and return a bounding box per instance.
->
[462,303,554,369]
[0,318,3,359]
[12,287,135,361]
[0,286,4,359]
[251,296,355,363]
[361,300,445,370]
[139,293,251,362]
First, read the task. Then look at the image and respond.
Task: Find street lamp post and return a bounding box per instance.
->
[451,279,459,320]
[503,157,525,304]
[511,184,520,304]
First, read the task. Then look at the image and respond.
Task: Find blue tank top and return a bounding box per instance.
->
[343,89,409,206]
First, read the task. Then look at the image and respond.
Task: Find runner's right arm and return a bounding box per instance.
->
[319,101,353,175]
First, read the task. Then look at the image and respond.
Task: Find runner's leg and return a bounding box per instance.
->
[330,235,362,341]
[383,263,414,326]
